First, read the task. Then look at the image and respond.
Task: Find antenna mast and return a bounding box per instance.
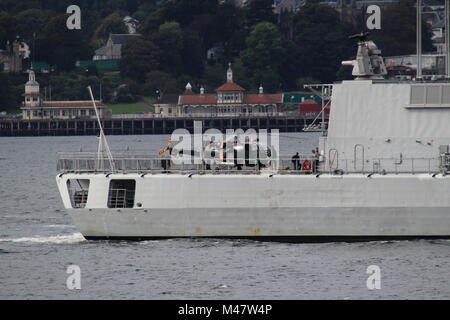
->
[416,0,422,80]
[87,86,115,172]
[446,0,450,79]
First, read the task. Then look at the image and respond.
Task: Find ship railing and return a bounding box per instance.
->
[57,153,442,175]
[57,152,319,174]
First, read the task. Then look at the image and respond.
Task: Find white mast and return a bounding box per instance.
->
[416,0,422,80]
[87,86,115,172]
[446,0,450,79]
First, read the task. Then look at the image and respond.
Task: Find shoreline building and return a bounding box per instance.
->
[155,64,284,117]
[0,38,30,73]
[21,70,111,120]
[93,33,141,61]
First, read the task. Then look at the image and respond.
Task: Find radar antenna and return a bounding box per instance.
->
[348,32,370,41]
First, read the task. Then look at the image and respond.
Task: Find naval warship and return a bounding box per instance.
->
[55,30,450,241]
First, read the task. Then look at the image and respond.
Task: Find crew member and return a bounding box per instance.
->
[291,152,300,170]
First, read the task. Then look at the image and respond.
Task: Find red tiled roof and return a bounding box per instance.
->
[42,101,106,108]
[179,94,217,105]
[179,93,284,105]
[215,82,245,92]
[244,94,283,104]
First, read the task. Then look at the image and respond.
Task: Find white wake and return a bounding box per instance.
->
[0,233,86,244]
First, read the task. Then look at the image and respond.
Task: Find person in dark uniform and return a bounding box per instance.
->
[161,146,172,171]
[291,152,301,170]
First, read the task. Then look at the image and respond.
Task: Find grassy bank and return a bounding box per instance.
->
[107,96,156,115]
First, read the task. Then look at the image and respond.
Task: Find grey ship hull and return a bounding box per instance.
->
[58,173,450,241]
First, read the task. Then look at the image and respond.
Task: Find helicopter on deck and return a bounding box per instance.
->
[159,133,277,170]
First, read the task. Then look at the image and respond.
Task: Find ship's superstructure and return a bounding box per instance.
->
[324,35,450,174]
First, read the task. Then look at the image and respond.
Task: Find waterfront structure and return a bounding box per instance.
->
[153,94,180,116]
[155,64,284,117]
[20,70,111,120]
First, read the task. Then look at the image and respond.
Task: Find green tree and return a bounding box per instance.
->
[240,22,285,89]
[144,70,179,95]
[0,11,17,47]
[203,63,226,89]
[181,30,204,77]
[159,0,219,26]
[0,73,22,112]
[120,37,161,82]
[140,9,167,34]
[152,21,184,76]
[93,12,128,43]
[245,0,276,27]
[14,9,52,42]
[253,69,281,93]
[36,14,93,72]
[292,3,356,84]
[241,22,285,72]
[217,1,247,61]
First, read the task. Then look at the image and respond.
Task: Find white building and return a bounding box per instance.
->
[21,70,111,120]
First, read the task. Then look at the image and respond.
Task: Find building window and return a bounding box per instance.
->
[89,110,96,116]
[33,97,38,102]
[80,110,87,116]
